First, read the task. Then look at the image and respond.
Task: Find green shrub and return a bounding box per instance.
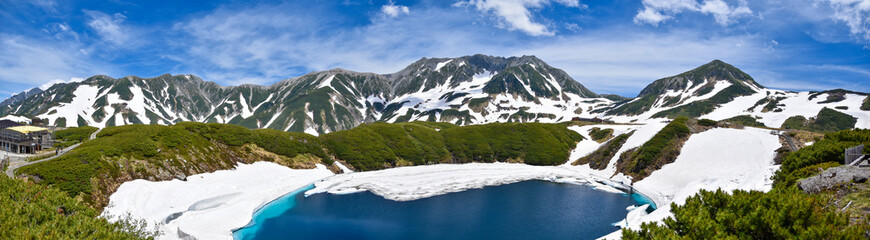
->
[588,127,614,141]
[721,115,766,127]
[623,189,866,239]
[0,177,152,239]
[618,117,691,179]
[634,117,689,170]
[20,122,332,203]
[773,129,870,188]
[781,116,807,129]
[780,108,857,132]
[696,119,717,127]
[321,122,583,170]
[442,122,582,165]
[53,126,99,148]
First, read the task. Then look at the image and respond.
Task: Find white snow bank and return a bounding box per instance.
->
[0,115,31,124]
[306,162,624,202]
[601,127,781,238]
[101,162,334,240]
[565,124,641,166]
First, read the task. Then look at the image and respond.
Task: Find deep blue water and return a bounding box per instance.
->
[234,181,654,240]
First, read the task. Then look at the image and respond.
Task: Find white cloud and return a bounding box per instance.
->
[83,10,128,45]
[39,77,84,90]
[170,1,776,95]
[454,0,584,36]
[820,0,870,41]
[634,0,753,26]
[515,30,769,95]
[382,3,410,17]
[0,35,110,89]
[813,64,870,77]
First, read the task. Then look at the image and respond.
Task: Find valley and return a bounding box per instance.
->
[1,55,868,239]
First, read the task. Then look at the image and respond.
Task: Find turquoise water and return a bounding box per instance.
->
[234,181,654,240]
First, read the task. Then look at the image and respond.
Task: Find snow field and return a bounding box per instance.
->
[101,162,334,240]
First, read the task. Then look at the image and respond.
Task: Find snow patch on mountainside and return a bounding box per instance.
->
[702,90,870,129]
[38,84,100,127]
[603,127,781,238]
[0,115,31,123]
[435,60,452,72]
[607,81,733,123]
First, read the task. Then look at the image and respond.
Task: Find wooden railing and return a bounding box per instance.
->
[845,145,864,165]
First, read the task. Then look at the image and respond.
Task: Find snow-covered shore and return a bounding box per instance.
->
[101,162,334,240]
[102,124,782,240]
[306,162,626,201]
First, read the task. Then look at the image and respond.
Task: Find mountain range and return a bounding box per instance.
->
[2,55,868,134]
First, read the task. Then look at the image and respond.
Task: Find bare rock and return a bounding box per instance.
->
[799,166,870,193]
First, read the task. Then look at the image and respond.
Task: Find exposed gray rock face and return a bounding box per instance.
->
[798,165,870,194]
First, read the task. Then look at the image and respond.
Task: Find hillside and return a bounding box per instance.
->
[623,129,870,239]
[606,60,762,118]
[0,176,152,239]
[603,61,869,127]
[16,121,582,209]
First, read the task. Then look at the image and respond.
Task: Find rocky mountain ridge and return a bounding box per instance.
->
[0,54,614,134]
[2,56,869,133]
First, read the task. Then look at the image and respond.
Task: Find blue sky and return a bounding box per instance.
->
[1,0,869,98]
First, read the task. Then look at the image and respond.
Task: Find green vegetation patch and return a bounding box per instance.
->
[320,122,452,171]
[696,119,717,127]
[20,122,330,207]
[862,96,870,111]
[573,131,633,170]
[651,84,755,119]
[721,115,767,128]
[322,122,583,170]
[773,129,870,188]
[53,126,99,149]
[441,122,583,166]
[588,127,614,142]
[0,177,153,239]
[617,117,691,180]
[622,189,866,239]
[780,108,857,132]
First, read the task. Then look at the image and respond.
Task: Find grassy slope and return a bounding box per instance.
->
[624,129,870,239]
[616,117,691,180]
[588,127,614,142]
[323,121,584,171]
[53,126,99,148]
[720,115,767,128]
[651,84,755,119]
[573,131,633,170]
[20,121,583,208]
[781,107,857,132]
[19,122,330,208]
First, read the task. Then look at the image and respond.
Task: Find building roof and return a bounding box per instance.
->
[5,126,49,134]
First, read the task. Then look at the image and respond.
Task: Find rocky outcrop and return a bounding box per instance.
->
[798,165,870,194]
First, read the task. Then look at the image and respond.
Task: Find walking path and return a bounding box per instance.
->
[4,128,101,178]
